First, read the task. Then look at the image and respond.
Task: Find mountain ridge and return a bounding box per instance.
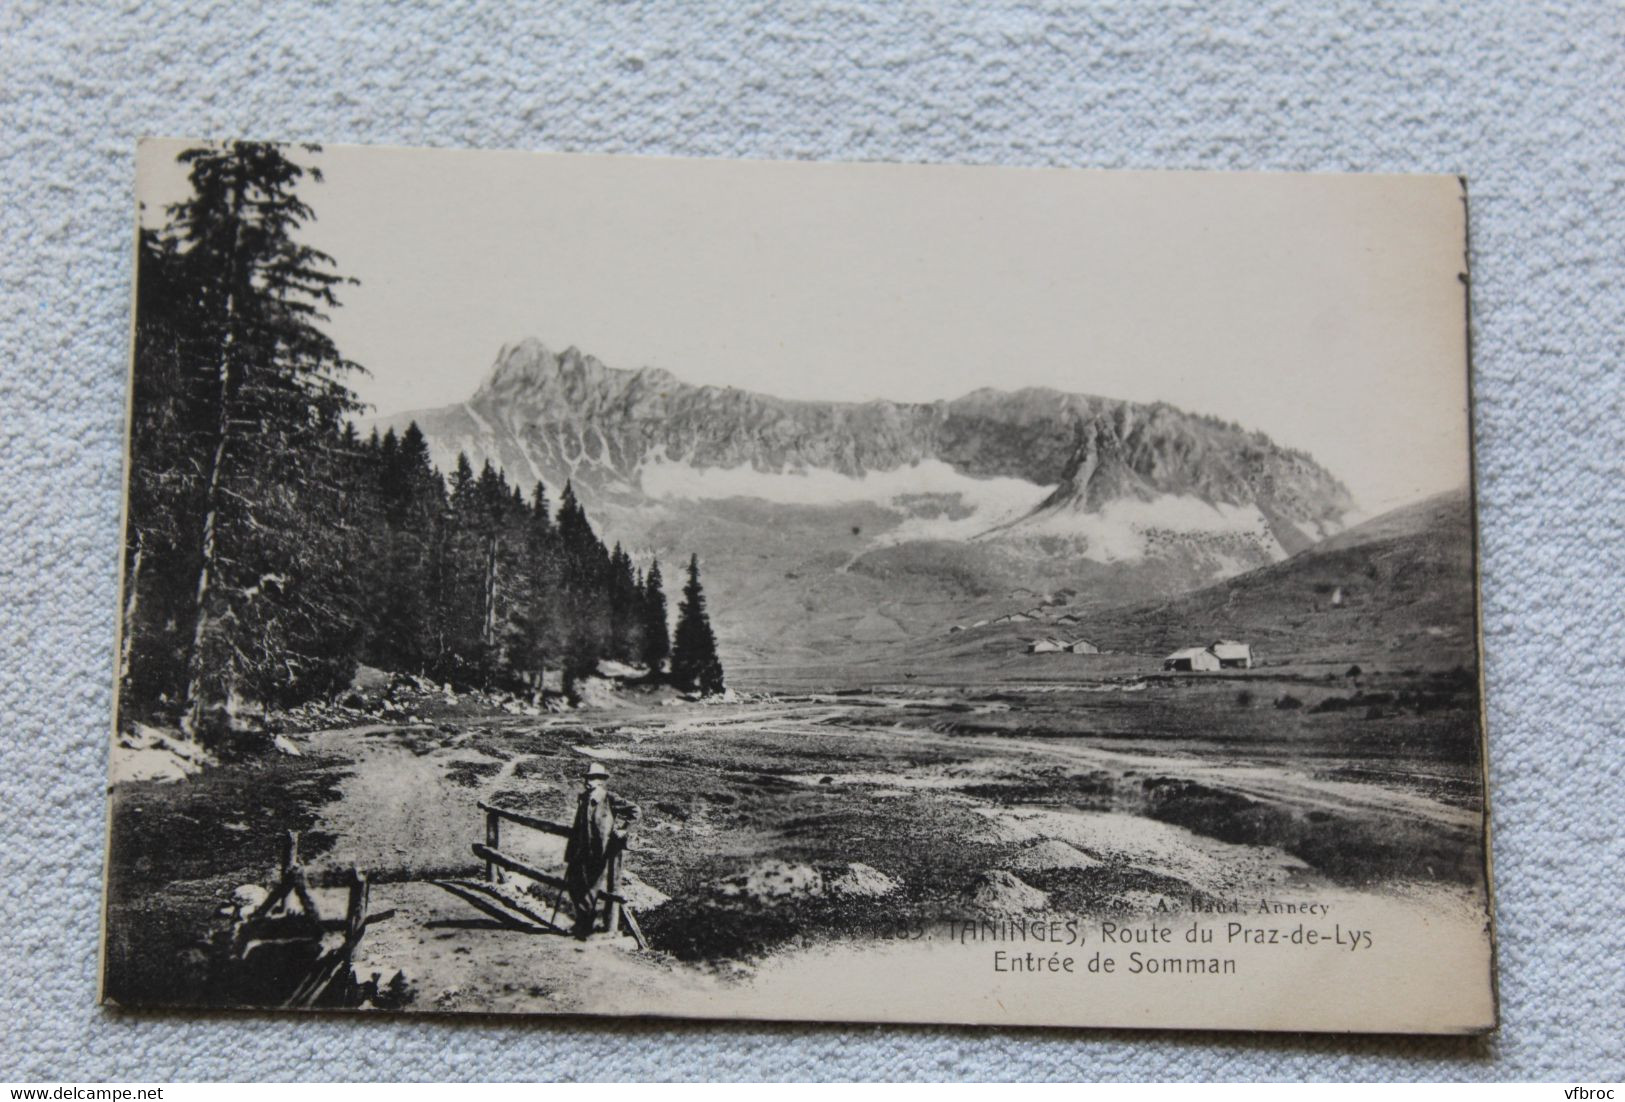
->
[375,337,1352,518]
[366,339,1363,662]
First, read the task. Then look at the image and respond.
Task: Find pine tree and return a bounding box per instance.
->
[670,554,725,695]
[555,481,591,553]
[641,559,671,674]
[475,461,506,666]
[122,227,203,709]
[440,452,489,681]
[127,141,367,740]
[553,481,613,678]
[447,452,475,499]
[362,421,445,674]
[606,543,644,664]
[529,480,551,532]
[513,480,560,693]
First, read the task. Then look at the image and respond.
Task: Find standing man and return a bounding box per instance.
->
[562,762,636,938]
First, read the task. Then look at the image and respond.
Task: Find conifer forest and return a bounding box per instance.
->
[120,141,723,743]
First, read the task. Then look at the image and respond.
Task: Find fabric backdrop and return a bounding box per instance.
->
[2,0,1620,1082]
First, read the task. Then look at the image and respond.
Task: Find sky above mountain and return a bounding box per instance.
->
[137,141,1472,513]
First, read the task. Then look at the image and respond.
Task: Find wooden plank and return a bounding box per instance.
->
[344,869,369,946]
[433,881,544,932]
[605,849,621,942]
[462,879,568,932]
[434,879,570,934]
[484,809,499,881]
[288,865,318,920]
[620,904,649,951]
[477,800,572,838]
[471,843,570,892]
[283,951,349,1010]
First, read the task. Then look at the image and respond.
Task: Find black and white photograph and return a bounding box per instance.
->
[102,139,1495,1033]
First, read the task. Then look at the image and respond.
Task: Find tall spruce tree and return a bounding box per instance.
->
[126,141,366,739]
[670,554,725,695]
[606,543,644,664]
[122,226,201,707]
[641,559,671,674]
[514,480,561,691]
[554,481,613,677]
[359,421,446,674]
[441,452,488,681]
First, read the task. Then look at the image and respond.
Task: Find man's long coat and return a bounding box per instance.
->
[563,786,616,912]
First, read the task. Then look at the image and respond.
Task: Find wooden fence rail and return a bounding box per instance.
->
[476,799,572,887]
[471,841,570,893]
[466,799,646,948]
[479,799,572,839]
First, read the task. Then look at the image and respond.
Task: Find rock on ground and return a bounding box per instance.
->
[825,864,903,903]
[350,664,391,692]
[827,862,901,898]
[966,870,1050,913]
[709,860,823,903]
[572,676,630,710]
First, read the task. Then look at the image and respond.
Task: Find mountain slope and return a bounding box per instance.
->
[1080,488,1478,666]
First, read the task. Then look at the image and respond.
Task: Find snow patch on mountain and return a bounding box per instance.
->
[638,455,1053,540]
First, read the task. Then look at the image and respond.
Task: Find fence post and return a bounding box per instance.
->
[485,808,500,882]
[345,867,369,945]
[605,847,622,940]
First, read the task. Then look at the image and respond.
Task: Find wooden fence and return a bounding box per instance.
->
[228,830,389,1008]
[455,799,646,948]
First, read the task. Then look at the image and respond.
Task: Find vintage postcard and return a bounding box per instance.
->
[103,140,1495,1033]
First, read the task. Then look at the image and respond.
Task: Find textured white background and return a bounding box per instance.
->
[2,0,1620,1082]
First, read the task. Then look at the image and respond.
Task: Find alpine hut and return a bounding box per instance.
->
[1208,640,1254,669]
[1163,646,1221,672]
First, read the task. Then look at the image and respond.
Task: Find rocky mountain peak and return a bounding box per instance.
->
[369,338,1359,629]
[1036,412,1156,515]
[476,339,681,417]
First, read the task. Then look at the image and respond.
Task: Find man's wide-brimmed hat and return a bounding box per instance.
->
[584,762,610,779]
